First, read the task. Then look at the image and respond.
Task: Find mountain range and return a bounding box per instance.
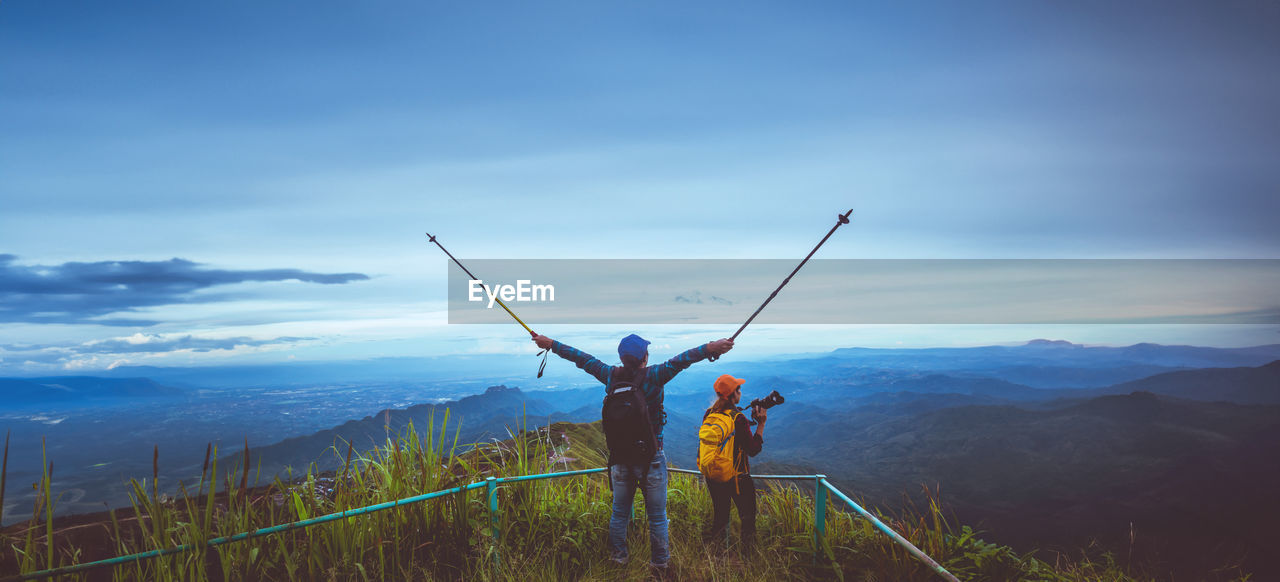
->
[5,341,1279,579]
[0,376,184,405]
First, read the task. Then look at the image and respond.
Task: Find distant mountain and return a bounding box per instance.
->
[845,390,1009,413]
[1102,360,1280,404]
[0,378,78,403]
[772,366,1280,508]
[0,341,1262,392]
[99,355,542,388]
[226,357,1280,485]
[228,385,595,477]
[763,387,1280,581]
[0,376,184,404]
[843,374,1056,401]
[653,343,1280,399]
[1023,338,1080,348]
[946,364,1185,389]
[827,341,1280,372]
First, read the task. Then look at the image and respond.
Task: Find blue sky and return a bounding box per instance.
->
[2,2,1278,374]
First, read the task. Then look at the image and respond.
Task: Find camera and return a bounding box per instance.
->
[747,390,785,410]
[739,390,784,422]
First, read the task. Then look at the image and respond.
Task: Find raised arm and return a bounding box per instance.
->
[651,338,734,384]
[533,334,612,385]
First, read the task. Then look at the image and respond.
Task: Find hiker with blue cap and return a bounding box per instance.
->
[533,332,733,574]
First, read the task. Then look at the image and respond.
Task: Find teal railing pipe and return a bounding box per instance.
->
[0,481,488,582]
[671,468,818,480]
[7,467,958,582]
[673,468,958,581]
[486,476,499,565]
[484,468,606,570]
[814,474,827,563]
[494,467,606,484]
[819,476,960,582]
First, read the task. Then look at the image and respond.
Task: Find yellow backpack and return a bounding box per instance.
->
[698,410,739,483]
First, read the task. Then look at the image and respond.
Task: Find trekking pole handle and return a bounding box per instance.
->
[727,209,853,343]
[427,232,543,378]
[426,232,537,337]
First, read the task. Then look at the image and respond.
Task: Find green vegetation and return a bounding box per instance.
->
[0,413,1252,581]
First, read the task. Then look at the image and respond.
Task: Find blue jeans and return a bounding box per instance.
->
[608,449,669,566]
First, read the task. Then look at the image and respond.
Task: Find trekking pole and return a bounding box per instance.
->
[426,232,549,377]
[712,209,852,359]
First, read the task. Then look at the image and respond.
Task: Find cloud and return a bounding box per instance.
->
[0,254,369,326]
[2,334,314,356]
[81,334,316,354]
[0,334,316,370]
[673,291,734,306]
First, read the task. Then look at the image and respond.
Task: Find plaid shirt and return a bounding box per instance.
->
[550,340,711,444]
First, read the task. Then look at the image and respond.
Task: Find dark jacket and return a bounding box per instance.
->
[550,340,711,445]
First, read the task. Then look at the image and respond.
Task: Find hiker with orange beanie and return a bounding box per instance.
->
[699,374,766,552]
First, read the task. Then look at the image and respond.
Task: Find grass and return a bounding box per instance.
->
[0,413,1257,581]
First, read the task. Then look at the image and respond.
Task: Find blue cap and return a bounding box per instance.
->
[618,334,650,361]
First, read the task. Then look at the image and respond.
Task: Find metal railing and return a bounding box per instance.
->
[669,469,958,582]
[4,467,958,582]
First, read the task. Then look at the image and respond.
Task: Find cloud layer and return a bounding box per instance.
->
[2,333,315,362]
[0,254,369,326]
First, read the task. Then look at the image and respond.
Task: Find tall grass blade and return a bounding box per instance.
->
[239,437,250,500]
[44,460,53,572]
[197,442,211,500]
[1,429,9,528]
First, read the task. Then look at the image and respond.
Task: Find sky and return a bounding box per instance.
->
[2,1,1278,375]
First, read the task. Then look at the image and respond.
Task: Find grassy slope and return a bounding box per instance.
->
[0,415,1253,581]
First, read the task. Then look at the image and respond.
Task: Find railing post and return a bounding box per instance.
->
[814,474,827,562]
[486,476,499,568]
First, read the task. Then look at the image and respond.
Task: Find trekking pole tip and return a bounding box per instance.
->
[839,209,852,224]
[425,232,436,242]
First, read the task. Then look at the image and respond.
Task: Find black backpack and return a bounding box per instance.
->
[601,366,657,466]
